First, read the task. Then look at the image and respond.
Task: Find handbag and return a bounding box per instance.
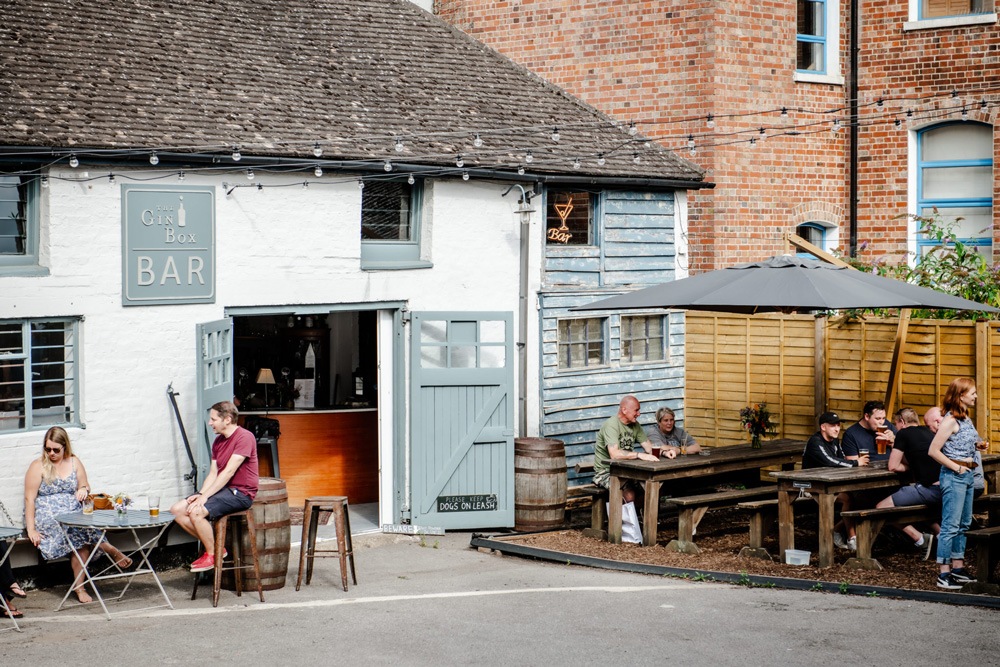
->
[608,500,643,544]
[90,493,114,510]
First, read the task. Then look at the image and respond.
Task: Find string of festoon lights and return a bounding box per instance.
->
[2,85,996,191]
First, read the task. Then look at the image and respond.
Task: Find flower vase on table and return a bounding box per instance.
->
[112,493,132,522]
[740,403,776,450]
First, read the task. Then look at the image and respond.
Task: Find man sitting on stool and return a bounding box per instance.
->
[170,400,259,572]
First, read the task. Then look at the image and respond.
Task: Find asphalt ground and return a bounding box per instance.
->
[2,531,999,665]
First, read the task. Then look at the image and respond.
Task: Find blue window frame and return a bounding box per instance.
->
[361,178,430,270]
[0,175,44,275]
[0,318,81,433]
[797,0,827,74]
[795,222,829,257]
[915,122,993,259]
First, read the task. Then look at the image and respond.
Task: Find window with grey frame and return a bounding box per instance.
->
[0,318,80,432]
[0,175,42,273]
[557,317,605,370]
[361,178,427,268]
[921,0,993,19]
[620,315,666,364]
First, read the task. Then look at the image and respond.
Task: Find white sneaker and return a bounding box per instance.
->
[847,536,857,552]
[833,532,849,550]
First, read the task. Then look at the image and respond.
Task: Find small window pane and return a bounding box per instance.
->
[421,345,447,369]
[421,320,447,343]
[922,124,993,162]
[0,318,78,432]
[479,321,505,344]
[621,316,665,364]
[0,176,28,256]
[546,191,592,245]
[922,166,992,200]
[797,0,825,37]
[449,345,477,368]
[480,346,505,369]
[558,318,605,369]
[362,181,412,241]
[919,207,992,241]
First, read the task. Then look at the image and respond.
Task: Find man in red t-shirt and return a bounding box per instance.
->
[170,400,259,572]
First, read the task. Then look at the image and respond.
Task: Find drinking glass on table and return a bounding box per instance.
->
[148,496,160,518]
[858,448,870,466]
[82,496,94,515]
[875,426,889,455]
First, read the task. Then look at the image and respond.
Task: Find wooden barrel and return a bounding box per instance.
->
[514,437,567,531]
[221,477,291,591]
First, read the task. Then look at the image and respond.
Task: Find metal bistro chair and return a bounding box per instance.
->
[191,509,265,607]
[296,496,357,592]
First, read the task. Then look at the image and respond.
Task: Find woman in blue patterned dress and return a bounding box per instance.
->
[24,427,130,604]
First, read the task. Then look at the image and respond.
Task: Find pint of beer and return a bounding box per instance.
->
[876,425,888,455]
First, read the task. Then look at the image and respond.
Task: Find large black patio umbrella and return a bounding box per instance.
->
[572,255,1000,315]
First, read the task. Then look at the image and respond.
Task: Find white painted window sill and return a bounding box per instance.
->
[794,72,845,86]
[904,14,997,31]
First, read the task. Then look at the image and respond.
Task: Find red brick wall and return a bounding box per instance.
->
[437,1,998,271]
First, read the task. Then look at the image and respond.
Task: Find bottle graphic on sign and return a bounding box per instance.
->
[177,196,186,227]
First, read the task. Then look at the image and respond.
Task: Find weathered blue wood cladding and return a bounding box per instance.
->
[538,190,687,485]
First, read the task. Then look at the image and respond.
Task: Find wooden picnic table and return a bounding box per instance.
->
[770,452,1000,568]
[607,438,805,546]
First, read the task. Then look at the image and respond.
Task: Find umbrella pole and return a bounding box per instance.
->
[883,309,911,415]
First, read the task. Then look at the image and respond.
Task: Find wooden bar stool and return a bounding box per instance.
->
[296,496,357,592]
[191,509,265,607]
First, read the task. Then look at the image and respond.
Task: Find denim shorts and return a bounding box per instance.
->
[204,487,253,521]
[890,483,941,507]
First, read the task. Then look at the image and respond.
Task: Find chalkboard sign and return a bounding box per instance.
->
[436,494,498,513]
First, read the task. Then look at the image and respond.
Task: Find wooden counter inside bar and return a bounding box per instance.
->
[240,409,378,508]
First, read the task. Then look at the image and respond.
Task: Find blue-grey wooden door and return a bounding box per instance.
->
[410,312,514,529]
[195,318,233,485]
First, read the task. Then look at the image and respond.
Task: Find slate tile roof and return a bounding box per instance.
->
[0,0,705,184]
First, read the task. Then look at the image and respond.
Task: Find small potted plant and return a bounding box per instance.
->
[739,403,777,449]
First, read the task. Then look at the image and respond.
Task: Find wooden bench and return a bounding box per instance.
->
[566,460,609,538]
[662,486,778,554]
[736,496,815,560]
[841,495,989,571]
[965,525,1000,584]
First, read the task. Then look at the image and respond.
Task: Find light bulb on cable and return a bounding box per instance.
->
[961,107,969,121]
[632,153,640,164]
[358,179,365,190]
[473,133,483,148]
[246,168,254,180]
[597,154,606,166]
[407,174,415,185]
[232,146,242,162]
[313,143,323,158]
[149,152,159,166]
[455,155,464,168]
[831,119,840,133]
[749,137,757,148]
[525,151,533,163]
[758,127,766,140]
[628,121,637,136]
[302,181,309,189]
[41,175,49,188]
[462,171,469,181]
[780,107,788,118]
[517,165,525,175]
[384,160,393,172]
[551,127,560,142]
[314,165,323,178]
[108,173,115,184]
[257,183,263,191]
[69,154,79,168]
[572,158,581,169]
[178,171,185,182]
[706,114,714,128]
[687,135,695,149]
[395,138,404,152]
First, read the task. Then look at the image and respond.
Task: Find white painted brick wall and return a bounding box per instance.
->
[0,168,534,520]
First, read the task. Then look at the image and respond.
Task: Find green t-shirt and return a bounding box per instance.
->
[593,415,647,486]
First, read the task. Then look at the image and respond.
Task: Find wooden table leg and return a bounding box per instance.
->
[608,475,623,544]
[642,480,661,546]
[777,487,796,559]
[816,492,837,568]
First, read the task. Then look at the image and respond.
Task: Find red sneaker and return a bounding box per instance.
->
[189,552,215,572]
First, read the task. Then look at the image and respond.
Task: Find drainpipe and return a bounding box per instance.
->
[504,185,536,438]
[849,0,860,257]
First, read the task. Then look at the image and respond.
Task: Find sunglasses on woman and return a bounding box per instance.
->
[44,446,63,454]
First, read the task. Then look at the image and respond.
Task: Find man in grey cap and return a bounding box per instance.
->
[802,411,869,551]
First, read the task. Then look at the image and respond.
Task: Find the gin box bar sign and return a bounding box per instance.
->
[121,184,215,306]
